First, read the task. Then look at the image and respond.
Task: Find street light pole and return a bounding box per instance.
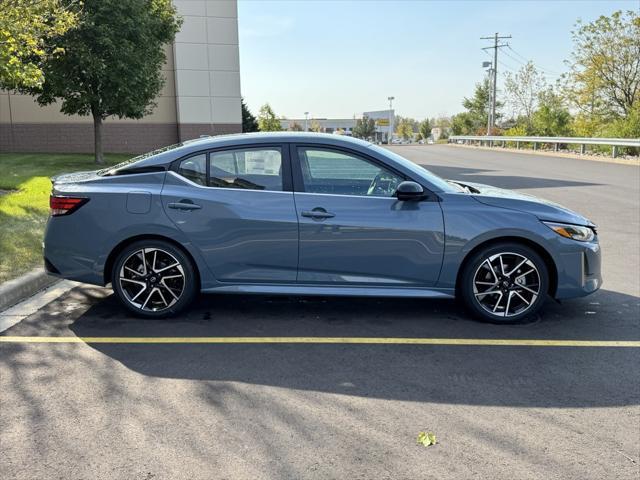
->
[304,112,309,132]
[387,96,394,144]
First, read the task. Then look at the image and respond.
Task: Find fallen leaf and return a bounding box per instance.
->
[417,431,437,447]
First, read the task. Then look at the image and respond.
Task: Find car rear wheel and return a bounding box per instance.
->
[112,240,197,318]
[459,243,549,323]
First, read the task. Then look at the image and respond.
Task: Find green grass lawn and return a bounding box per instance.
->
[0,153,130,283]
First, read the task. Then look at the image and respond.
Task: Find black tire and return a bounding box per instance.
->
[111,239,198,318]
[458,242,549,324]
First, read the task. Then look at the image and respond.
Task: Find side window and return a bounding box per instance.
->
[209,148,283,191]
[177,154,207,185]
[298,148,403,197]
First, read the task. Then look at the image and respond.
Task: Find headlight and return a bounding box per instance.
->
[543,221,596,242]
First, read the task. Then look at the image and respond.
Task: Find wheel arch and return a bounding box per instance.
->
[455,236,558,297]
[104,234,201,290]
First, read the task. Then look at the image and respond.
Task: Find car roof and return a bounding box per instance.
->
[119,132,374,170]
[183,132,372,149]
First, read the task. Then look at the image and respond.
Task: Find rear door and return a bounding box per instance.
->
[162,145,298,283]
[292,145,444,286]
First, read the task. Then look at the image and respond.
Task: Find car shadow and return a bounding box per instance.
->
[424,165,602,190]
[56,287,640,409]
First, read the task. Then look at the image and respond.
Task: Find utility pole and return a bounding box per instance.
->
[304,111,309,131]
[481,33,511,135]
[387,96,394,143]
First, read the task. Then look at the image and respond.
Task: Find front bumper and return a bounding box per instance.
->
[554,238,602,299]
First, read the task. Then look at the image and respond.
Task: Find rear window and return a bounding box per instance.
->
[175,148,284,192]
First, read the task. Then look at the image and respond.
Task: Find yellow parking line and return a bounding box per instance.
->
[0,336,638,347]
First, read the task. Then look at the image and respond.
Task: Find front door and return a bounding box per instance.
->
[162,145,298,283]
[292,146,445,286]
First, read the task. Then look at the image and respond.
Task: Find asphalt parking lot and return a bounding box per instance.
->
[1,145,639,479]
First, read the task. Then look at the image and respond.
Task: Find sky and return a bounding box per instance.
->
[237,0,638,121]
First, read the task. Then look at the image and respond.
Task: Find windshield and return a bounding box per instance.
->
[369,144,457,193]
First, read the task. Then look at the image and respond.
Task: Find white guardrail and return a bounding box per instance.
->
[448,135,640,158]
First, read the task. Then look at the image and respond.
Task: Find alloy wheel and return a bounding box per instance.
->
[118,248,186,312]
[472,252,541,318]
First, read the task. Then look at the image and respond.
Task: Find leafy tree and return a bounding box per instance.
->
[0,0,78,89]
[531,88,572,136]
[451,112,476,135]
[352,115,376,139]
[504,62,548,131]
[24,0,181,164]
[418,119,432,140]
[257,103,282,132]
[396,117,414,140]
[394,115,419,132]
[433,116,451,139]
[241,98,259,132]
[288,121,303,131]
[309,119,322,133]
[565,10,640,121]
[604,100,640,139]
[455,78,502,134]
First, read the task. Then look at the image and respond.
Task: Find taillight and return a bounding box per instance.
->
[49,195,89,216]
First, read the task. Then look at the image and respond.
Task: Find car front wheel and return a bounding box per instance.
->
[459,243,549,323]
[112,240,197,318]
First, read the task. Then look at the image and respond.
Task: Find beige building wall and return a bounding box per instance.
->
[0,0,241,154]
[173,0,242,141]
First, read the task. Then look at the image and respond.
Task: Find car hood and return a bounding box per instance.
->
[456,181,595,227]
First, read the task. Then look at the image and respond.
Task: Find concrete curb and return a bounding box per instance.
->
[0,268,60,312]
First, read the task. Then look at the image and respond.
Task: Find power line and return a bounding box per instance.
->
[506,44,564,76]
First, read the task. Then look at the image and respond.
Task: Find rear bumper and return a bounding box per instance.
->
[43,219,105,286]
[554,239,602,299]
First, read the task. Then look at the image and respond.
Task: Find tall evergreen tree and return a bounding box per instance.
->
[241,98,259,132]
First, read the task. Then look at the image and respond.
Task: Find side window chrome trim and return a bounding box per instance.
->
[166,171,294,194]
[293,191,400,201]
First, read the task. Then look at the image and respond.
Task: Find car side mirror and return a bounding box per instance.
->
[395,181,424,201]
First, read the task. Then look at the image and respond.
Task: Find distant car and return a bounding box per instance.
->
[427,139,435,145]
[391,138,402,144]
[44,132,601,322]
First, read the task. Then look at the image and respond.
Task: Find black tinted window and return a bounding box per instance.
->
[177,154,206,185]
[209,148,283,191]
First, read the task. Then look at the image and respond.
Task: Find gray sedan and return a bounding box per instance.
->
[44,133,602,322]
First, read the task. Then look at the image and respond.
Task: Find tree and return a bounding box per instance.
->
[565,10,640,121]
[257,103,282,132]
[504,62,547,131]
[241,98,259,132]
[309,119,322,133]
[288,121,303,131]
[396,118,414,140]
[531,88,572,136]
[352,115,376,139]
[0,0,78,89]
[451,112,475,135]
[25,0,181,164]
[456,78,503,134]
[394,115,418,132]
[418,118,432,140]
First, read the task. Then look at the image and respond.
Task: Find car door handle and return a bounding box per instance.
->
[301,208,335,219]
[168,201,202,211]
